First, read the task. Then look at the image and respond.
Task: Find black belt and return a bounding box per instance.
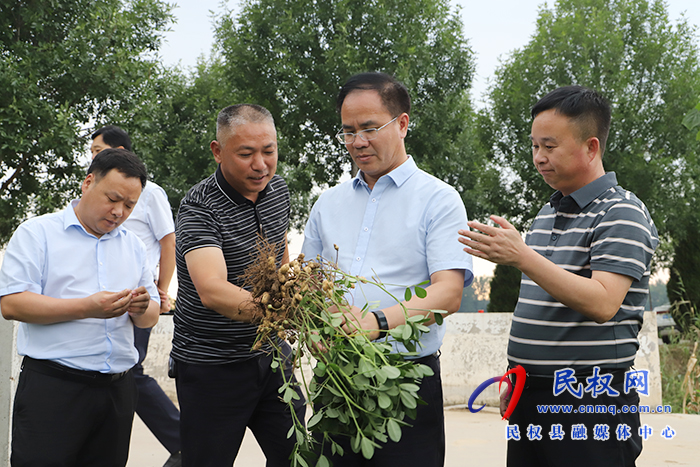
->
[22,356,130,386]
[519,367,628,389]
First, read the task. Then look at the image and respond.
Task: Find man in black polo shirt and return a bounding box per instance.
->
[459,86,658,466]
[172,104,304,466]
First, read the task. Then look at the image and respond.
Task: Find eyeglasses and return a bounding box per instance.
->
[335,116,398,144]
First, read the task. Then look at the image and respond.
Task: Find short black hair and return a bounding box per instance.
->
[336,72,411,117]
[88,148,147,189]
[531,85,611,156]
[91,125,132,151]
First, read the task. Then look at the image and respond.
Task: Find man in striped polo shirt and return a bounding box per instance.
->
[172,104,305,466]
[459,86,658,466]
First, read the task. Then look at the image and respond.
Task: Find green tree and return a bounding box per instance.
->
[482,0,700,306]
[487,265,521,312]
[0,0,173,246]
[99,59,229,214]
[214,0,493,228]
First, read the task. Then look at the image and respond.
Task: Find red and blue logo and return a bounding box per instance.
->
[468,365,526,420]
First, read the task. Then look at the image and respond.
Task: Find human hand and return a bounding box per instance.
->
[86,289,133,319]
[157,287,171,314]
[500,387,511,418]
[458,215,528,268]
[336,304,381,341]
[127,286,151,316]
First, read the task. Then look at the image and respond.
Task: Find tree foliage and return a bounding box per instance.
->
[214,0,493,228]
[487,265,521,312]
[486,0,700,230]
[98,59,229,214]
[482,0,700,308]
[0,0,173,246]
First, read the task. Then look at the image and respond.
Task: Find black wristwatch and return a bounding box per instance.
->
[372,309,390,339]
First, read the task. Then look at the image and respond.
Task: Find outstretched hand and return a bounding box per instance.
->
[458,215,529,268]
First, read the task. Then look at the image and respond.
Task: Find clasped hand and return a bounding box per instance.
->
[87,286,151,319]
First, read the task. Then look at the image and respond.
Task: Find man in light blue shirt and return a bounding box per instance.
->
[302,72,473,466]
[0,149,160,466]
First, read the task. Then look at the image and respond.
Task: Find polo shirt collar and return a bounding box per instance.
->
[549,172,618,211]
[352,155,417,190]
[215,164,271,205]
[64,199,124,239]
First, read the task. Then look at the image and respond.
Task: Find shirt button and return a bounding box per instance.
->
[363,227,369,232]
[356,257,361,261]
[551,234,558,241]
[372,198,377,203]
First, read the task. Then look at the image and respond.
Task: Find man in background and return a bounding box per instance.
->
[91,125,181,467]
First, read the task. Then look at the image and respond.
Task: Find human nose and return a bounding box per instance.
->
[532,147,545,165]
[251,152,266,171]
[352,134,370,149]
[111,203,124,218]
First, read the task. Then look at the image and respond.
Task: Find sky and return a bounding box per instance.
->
[160,0,700,104]
[158,0,700,276]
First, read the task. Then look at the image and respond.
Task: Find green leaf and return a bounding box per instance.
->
[682,106,700,131]
[360,438,375,459]
[415,286,427,298]
[294,453,309,467]
[270,360,280,369]
[404,288,412,301]
[377,392,392,409]
[307,411,323,429]
[399,383,420,393]
[315,455,330,467]
[283,387,300,403]
[382,365,401,379]
[402,324,413,340]
[400,390,418,409]
[387,419,402,442]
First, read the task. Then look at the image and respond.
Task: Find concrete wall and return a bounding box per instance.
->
[1,312,662,464]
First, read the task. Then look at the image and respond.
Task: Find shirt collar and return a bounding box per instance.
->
[352,155,417,190]
[215,164,271,205]
[549,172,618,211]
[64,199,124,239]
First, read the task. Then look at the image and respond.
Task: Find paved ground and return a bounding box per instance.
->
[127,406,699,466]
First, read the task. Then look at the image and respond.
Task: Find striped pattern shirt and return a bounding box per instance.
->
[172,167,290,364]
[507,172,658,375]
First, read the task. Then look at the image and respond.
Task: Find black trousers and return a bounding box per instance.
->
[11,359,137,467]
[133,326,181,454]
[507,378,642,467]
[175,344,306,467]
[316,353,445,467]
